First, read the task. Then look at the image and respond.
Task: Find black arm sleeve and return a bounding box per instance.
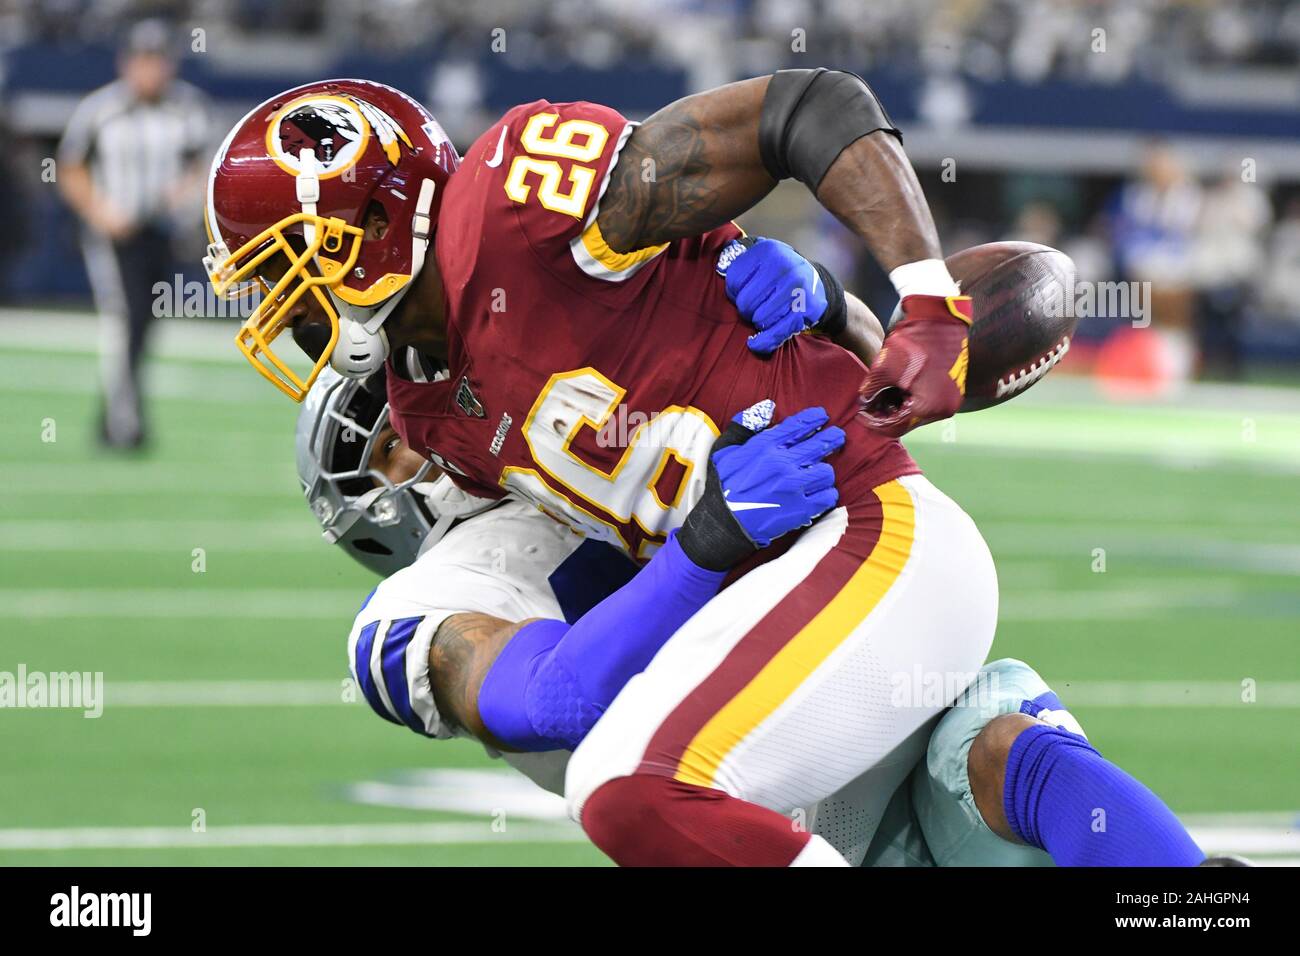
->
[758,68,901,192]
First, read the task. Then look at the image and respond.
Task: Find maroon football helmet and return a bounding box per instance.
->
[204,79,459,400]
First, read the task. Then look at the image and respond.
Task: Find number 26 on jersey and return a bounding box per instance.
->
[503,113,609,218]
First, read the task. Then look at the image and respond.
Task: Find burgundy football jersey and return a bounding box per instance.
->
[388,99,917,559]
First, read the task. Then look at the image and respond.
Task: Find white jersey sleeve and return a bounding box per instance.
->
[345,499,633,740]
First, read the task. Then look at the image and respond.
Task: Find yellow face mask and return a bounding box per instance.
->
[207,212,365,402]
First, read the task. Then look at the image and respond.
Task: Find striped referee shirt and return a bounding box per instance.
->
[58,78,211,227]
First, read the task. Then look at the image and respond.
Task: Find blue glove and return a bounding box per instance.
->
[677,400,845,570]
[721,238,846,354]
[713,403,844,545]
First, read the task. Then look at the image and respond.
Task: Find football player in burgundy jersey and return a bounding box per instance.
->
[206,74,1000,866]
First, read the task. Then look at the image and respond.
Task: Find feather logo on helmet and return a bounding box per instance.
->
[265,94,414,179]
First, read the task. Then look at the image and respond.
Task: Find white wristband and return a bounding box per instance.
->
[889,258,960,299]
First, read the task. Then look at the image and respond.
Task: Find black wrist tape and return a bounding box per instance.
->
[812,260,847,338]
[677,422,759,571]
[759,68,901,192]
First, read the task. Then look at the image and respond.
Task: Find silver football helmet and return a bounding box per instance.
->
[295,367,493,575]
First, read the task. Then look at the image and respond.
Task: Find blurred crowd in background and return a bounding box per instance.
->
[0,0,1297,388]
[7,0,1299,77]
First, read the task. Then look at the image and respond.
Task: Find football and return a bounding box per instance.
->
[948,241,1078,412]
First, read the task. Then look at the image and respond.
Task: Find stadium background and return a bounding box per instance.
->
[0,0,1297,865]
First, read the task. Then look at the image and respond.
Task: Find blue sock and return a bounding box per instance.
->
[1003,723,1205,866]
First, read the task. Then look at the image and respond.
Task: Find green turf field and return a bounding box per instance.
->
[2,316,1298,865]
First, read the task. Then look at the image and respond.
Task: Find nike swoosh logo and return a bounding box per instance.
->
[810,265,820,296]
[484,125,509,168]
[724,489,779,512]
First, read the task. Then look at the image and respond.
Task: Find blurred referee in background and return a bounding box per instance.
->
[57,20,211,450]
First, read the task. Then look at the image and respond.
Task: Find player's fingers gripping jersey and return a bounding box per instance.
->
[384,98,918,562]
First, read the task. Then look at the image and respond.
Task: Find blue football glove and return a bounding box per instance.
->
[721,237,847,355]
[677,400,845,570]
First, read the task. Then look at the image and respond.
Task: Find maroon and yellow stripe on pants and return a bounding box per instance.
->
[636,479,917,789]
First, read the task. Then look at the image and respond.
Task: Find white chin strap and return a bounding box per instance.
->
[293,147,437,381]
[412,474,500,555]
[330,317,390,379]
[412,474,498,519]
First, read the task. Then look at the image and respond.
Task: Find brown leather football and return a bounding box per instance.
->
[947,241,1078,412]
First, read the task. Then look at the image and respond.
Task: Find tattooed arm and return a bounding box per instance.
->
[427,612,529,747]
[595,75,942,275]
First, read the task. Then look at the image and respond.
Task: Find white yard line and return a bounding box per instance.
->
[0,461,297,498]
[0,821,586,851]
[1184,811,1300,827]
[2,589,362,619]
[0,311,244,363]
[5,678,1291,710]
[6,320,1300,472]
[982,525,1300,575]
[7,310,1300,411]
[1186,825,1300,858]
[999,586,1248,621]
[108,681,350,706]
[0,521,320,554]
[0,349,269,403]
[0,368,268,405]
[6,579,1288,621]
[7,510,1297,587]
[904,400,1300,471]
[1061,681,1300,709]
[0,815,1290,861]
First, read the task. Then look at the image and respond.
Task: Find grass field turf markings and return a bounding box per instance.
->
[3,319,1296,866]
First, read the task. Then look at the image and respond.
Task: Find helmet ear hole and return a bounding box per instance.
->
[363,201,390,240]
[349,538,393,557]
